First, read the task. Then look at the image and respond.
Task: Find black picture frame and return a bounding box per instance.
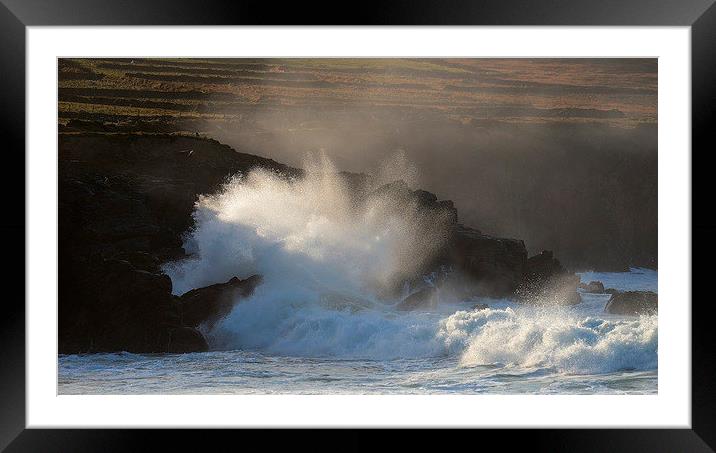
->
[2,0,713,450]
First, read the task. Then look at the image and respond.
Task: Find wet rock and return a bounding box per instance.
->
[517,250,581,305]
[368,181,459,226]
[59,134,299,264]
[179,275,263,328]
[59,258,184,353]
[59,134,297,354]
[167,327,209,353]
[579,280,606,293]
[471,303,489,311]
[604,291,658,315]
[355,181,533,302]
[447,225,527,298]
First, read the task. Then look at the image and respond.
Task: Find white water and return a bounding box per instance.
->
[165,152,452,298]
[58,156,658,394]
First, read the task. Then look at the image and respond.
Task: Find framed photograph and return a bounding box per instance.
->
[3,0,713,449]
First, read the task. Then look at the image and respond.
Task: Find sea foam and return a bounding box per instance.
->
[443,307,657,374]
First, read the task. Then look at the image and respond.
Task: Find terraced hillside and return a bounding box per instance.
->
[59,58,656,136]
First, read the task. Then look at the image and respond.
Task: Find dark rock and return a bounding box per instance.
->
[167,327,209,353]
[111,250,162,273]
[59,134,297,354]
[579,280,606,293]
[357,181,529,301]
[397,287,438,311]
[413,189,438,204]
[59,257,185,353]
[523,250,561,279]
[367,181,459,226]
[517,250,581,305]
[471,303,489,311]
[604,288,620,295]
[447,225,527,298]
[59,134,299,263]
[179,275,263,328]
[605,291,658,315]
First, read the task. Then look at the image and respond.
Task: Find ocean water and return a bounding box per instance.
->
[58,159,657,394]
[58,269,657,394]
[58,271,659,396]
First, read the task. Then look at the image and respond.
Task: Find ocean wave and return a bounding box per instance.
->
[204,290,657,375]
[207,286,446,360]
[449,308,657,374]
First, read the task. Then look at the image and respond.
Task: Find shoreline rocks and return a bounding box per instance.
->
[447,225,527,299]
[605,291,658,315]
[516,251,581,305]
[58,254,260,354]
[179,275,263,329]
[167,327,209,353]
[579,280,606,294]
[59,256,183,354]
[58,134,286,354]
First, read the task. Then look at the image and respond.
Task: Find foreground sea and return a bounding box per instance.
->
[58,268,657,395]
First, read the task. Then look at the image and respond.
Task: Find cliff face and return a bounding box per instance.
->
[59,133,578,353]
[59,134,291,353]
[59,134,298,262]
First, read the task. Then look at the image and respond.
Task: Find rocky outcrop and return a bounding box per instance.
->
[365,180,458,226]
[579,280,606,293]
[605,291,658,315]
[362,180,530,301]
[447,225,527,298]
[357,181,580,306]
[58,253,259,353]
[59,134,291,354]
[167,327,209,353]
[59,134,298,263]
[58,257,197,354]
[517,251,581,305]
[179,275,263,328]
